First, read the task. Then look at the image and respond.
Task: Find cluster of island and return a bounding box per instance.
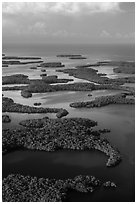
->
[57,65,135,85]
[2,53,135,202]
[2,57,135,100]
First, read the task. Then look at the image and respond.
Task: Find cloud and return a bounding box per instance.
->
[28,22,47,34]
[52,30,90,39]
[100,30,111,38]
[2,2,122,16]
[115,32,135,39]
[100,30,135,39]
[2,2,123,37]
[2,2,134,44]
[52,30,69,37]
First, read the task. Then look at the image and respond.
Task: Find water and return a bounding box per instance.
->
[2,89,127,130]
[3,150,107,179]
[2,43,135,202]
[3,44,135,83]
[2,100,135,201]
[2,103,135,201]
[93,65,134,79]
[3,43,135,61]
[3,89,125,109]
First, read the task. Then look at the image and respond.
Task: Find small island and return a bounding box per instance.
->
[2,74,30,85]
[56,54,83,57]
[70,93,135,108]
[33,103,41,106]
[30,66,37,69]
[41,69,46,72]
[56,54,87,59]
[2,64,8,67]
[2,56,42,60]
[40,73,47,77]
[41,75,73,83]
[2,115,11,123]
[69,56,87,59]
[40,62,65,67]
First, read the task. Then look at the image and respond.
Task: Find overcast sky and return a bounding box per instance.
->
[2,2,135,45]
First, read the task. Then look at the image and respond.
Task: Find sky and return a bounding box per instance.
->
[2,2,135,45]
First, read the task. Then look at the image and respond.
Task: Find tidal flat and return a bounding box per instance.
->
[2,53,135,202]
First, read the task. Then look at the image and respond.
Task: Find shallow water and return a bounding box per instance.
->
[2,58,93,83]
[3,89,126,109]
[122,83,135,88]
[2,84,29,87]
[93,65,135,79]
[2,89,128,130]
[3,54,134,83]
[2,112,51,129]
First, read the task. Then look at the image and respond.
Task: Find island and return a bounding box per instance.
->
[40,62,65,67]
[2,60,43,66]
[56,54,83,57]
[2,74,30,85]
[41,69,46,72]
[40,73,47,77]
[113,62,135,74]
[2,86,28,91]
[2,64,8,67]
[2,174,116,202]
[3,116,121,167]
[34,103,41,106]
[30,66,37,69]
[70,93,135,108]
[56,54,87,59]
[41,75,73,83]
[2,115,11,123]
[21,90,32,98]
[2,96,69,118]
[2,56,42,60]
[76,63,100,68]
[69,56,87,59]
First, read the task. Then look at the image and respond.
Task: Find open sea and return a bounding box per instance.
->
[3,43,135,61]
